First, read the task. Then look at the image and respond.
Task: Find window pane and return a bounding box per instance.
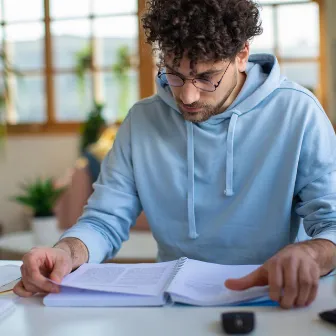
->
[277,3,319,58]
[281,62,318,92]
[250,6,274,54]
[0,1,3,21]
[3,0,43,22]
[94,16,138,68]
[55,73,93,121]
[93,0,137,15]
[100,70,139,123]
[12,75,46,123]
[5,23,44,70]
[50,0,90,19]
[52,20,91,69]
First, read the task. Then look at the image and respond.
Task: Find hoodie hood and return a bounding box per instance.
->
[156,54,285,239]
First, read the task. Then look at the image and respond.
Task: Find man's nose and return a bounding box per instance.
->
[180,81,200,105]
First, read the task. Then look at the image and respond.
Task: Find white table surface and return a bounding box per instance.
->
[0,231,157,261]
[0,261,335,336]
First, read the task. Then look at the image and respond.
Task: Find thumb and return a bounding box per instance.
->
[225,267,268,291]
[49,258,70,284]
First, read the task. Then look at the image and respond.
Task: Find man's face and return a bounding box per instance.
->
[164,56,238,123]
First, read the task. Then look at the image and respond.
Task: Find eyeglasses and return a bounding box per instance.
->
[158,61,231,92]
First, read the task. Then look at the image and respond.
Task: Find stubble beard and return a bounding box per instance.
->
[178,70,238,123]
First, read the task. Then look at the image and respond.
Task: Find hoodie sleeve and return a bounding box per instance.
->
[294,103,336,246]
[60,111,142,263]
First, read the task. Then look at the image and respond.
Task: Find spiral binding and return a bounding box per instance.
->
[171,257,187,281]
[163,257,188,305]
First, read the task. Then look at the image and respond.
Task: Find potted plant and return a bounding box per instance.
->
[75,45,93,98]
[11,177,66,246]
[80,101,106,153]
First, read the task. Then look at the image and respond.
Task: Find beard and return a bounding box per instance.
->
[177,70,238,123]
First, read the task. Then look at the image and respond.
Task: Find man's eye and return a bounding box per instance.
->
[197,77,211,82]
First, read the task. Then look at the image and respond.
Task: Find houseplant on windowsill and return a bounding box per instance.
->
[79,101,106,153]
[11,177,66,246]
[112,45,134,122]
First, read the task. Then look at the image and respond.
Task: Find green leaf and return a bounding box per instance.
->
[10,177,66,217]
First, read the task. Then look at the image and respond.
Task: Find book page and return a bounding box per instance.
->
[0,265,21,288]
[167,259,269,306]
[59,260,177,296]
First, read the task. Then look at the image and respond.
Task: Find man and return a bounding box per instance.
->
[15,0,336,309]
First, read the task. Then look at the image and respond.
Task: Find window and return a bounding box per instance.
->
[0,0,326,133]
[250,0,324,103]
[0,0,154,134]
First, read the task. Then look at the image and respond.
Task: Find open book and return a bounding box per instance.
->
[43,258,270,307]
[0,265,21,293]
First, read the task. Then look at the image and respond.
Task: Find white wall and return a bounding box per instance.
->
[0,135,79,233]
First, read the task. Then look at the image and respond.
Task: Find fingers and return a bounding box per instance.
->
[225,266,268,290]
[295,262,311,307]
[49,257,71,284]
[268,260,283,303]
[280,260,319,309]
[22,253,58,293]
[280,258,299,309]
[268,259,320,309]
[13,280,33,298]
[305,266,319,307]
[20,266,50,295]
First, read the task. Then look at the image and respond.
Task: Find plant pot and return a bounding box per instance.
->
[32,216,64,246]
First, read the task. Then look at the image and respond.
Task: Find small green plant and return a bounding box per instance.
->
[80,101,106,152]
[11,178,66,218]
[112,46,133,122]
[75,45,93,97]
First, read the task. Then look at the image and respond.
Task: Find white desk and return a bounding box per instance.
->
[0,261,335,336]
[0,231,158,262]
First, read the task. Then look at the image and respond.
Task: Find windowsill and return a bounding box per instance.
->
[5,122,336,136]
[7,123,83,136]
[6,122,122,136]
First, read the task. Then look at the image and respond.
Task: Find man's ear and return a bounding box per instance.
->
[236,43,250,73]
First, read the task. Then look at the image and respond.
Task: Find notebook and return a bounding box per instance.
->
[0,265,21,294]
[43,258,271,307]
[0,265,21,288]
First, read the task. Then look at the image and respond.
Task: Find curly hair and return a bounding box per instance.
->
[142,0,263,69]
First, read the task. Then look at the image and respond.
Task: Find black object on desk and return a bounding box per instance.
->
[221,311,255,334]
[319,309,336,326]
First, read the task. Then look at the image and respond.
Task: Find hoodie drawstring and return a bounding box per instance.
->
[186,113,239,239]
[186,121,199,239]
[225,113,239,197]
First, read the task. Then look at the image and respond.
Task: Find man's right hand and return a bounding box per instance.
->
[13,246,73,297]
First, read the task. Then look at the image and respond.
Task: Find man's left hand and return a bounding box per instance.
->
[225,243,321,309]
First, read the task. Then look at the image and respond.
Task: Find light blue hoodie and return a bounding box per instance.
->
[61,54,336,264]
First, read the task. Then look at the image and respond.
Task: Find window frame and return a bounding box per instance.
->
[3,0,154,135]
[257,0,326,111]
[2,0,328,135]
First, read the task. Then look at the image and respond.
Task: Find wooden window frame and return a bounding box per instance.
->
[258,0,327,112]
[3,0,154,136]
[4,0,330,135]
